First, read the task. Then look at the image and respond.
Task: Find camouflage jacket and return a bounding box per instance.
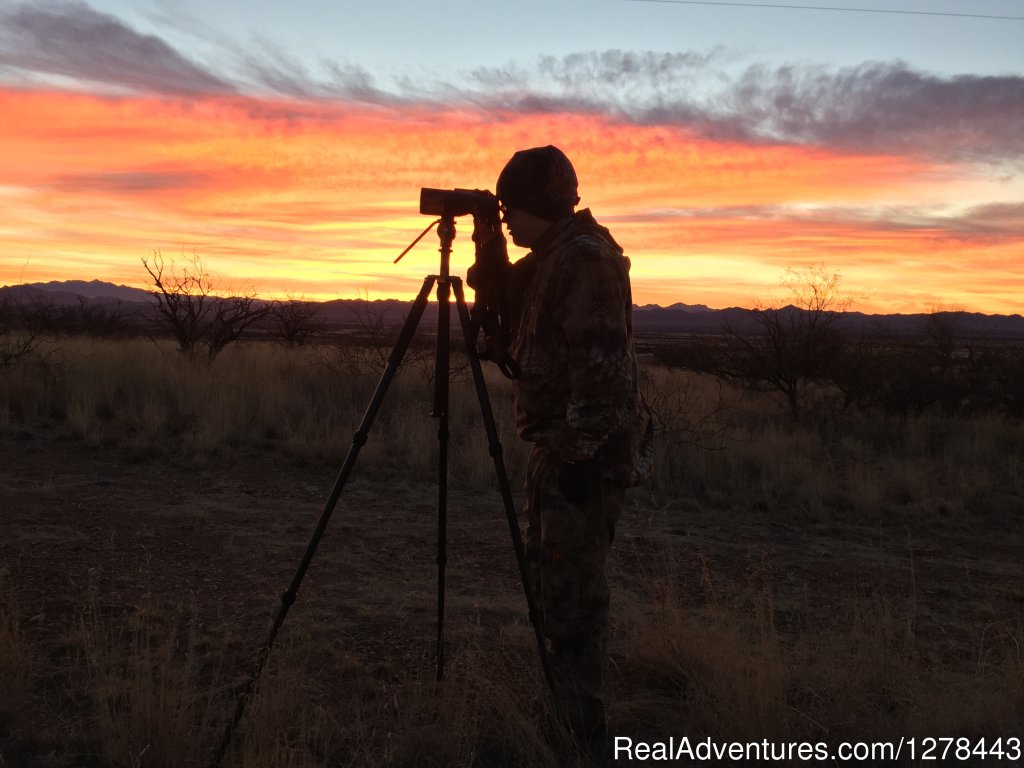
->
[508,209,650,482]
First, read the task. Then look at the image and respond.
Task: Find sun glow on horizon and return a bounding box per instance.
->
[1,87,1021,314]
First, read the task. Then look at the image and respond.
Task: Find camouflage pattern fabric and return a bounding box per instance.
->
[509,208,648,481]
[506,207,650,738]
[524,444,625,738]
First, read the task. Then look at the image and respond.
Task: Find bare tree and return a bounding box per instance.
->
[719,265,853,417]
[337,292,400,375]
[0,292,53,367]
[142,250,271,362]
[60,297,131,338]
[639,364,731,450]
[922,310,962,374]
[325,291,436,377]
[269,296,323,347]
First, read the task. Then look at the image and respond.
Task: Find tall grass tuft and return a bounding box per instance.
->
[77,591,334,768]
[0,576,33,740]
[81,596,219,768]
[618,555,790,742]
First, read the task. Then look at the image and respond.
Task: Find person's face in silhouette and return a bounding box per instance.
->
[500,203,552,249]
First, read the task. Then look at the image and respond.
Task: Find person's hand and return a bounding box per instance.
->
[558,458,597,505]
[471,190,502,246]
[469,197,509,290]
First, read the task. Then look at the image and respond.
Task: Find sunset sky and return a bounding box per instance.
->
[1,0,1022,313]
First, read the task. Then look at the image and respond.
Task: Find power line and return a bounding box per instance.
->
[625,0,1024,21]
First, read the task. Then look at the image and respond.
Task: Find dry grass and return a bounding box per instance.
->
[77,595,224,768]
[65,590,330,768]
[0,574,33,745]
[2,336,1022,765]
[2,548,1021,766]
[16,588,585,767]
[4,338,1022,526]
[617,557,790,741]
[613,543,1023,754]
[0,337,528,484]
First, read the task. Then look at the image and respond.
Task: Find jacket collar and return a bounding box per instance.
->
[531,209,617,259]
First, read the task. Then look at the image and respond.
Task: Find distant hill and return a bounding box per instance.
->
[1,279,155,305]
[2,280,1022,338]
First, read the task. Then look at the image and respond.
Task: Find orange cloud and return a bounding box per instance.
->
[1,87,1020,313]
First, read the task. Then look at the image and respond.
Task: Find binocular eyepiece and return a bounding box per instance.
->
[420,188,498,218]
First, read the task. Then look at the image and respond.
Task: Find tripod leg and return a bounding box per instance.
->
[451,278,555,695]
[210,276,436,767]
[433,275,451,681]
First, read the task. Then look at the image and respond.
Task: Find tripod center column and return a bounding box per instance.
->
[437,216,456,281]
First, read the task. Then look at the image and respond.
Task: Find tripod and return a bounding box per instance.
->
[212,215,552,765]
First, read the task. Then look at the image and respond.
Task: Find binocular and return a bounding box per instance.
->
[420,188,499,218]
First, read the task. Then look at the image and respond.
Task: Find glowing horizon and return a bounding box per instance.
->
[1,83,1022,315]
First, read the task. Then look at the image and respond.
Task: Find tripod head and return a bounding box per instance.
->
[395,188,495,276]
[391,188,519,379]
[392,213,458,279]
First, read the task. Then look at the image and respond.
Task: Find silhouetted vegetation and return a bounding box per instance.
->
[0,292,51,367]
[54,297,133,338]
[657,325,1024,420]
[647,269,1024,421]
[656,267,849,418]
[268,296,323,347]
[142,250,273,362]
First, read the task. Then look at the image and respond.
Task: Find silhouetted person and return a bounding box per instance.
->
[470,145,653,745]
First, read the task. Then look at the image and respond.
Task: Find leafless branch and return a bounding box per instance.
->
[141,249,271,362]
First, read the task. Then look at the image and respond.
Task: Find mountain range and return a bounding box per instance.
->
[2,279,1023,338]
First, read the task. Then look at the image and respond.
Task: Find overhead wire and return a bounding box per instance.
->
[624,0,1024,21]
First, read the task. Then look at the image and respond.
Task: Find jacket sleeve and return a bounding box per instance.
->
[505,252,537,345]
[556,244,635,459]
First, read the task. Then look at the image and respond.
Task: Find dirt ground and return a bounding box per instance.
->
[2,434,1023,763]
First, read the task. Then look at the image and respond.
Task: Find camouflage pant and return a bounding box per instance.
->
[523,444,625,737]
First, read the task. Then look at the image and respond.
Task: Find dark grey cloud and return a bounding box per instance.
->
[238,43,319,99]
[797,202,1024,241]
[806,202,1024,242]
[235,43,400,104]
[931,202,1024,238]
[1,2,1019,168]
[471,49,727,92]
[0,0,232,94]
[0,0,395,106]
[718,63,1024,164]
[465,52,1024,167]
[466,49,724,119]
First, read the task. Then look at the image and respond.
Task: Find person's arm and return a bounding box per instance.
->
[556,246,634,461]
